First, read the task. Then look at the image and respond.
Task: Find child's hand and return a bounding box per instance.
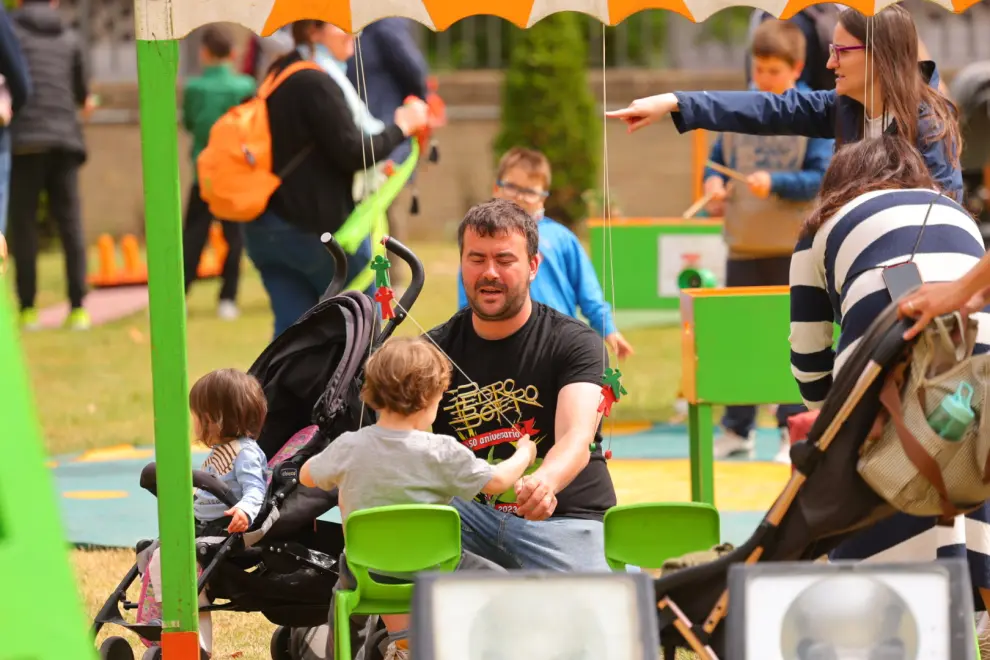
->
[703,176,727,216]
[517,434,537,465]
[746,171,772,199]
[224,507,250,533]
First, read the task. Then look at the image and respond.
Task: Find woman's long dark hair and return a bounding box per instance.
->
[802,135,937,238]
[837,6,961,166]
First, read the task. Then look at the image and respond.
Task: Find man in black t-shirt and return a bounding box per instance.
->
[426,198,617,571]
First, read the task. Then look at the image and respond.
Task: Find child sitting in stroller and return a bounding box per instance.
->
[146,367,271,657]
[300,336,537,660]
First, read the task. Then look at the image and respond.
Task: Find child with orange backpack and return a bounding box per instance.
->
[182,25,256,320]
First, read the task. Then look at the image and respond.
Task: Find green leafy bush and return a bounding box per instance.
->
[494,13,600,228]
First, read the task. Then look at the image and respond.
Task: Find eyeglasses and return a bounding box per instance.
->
[497,180,549,203]
[829,43,866,63]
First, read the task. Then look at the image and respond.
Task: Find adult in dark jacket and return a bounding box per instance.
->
[244,20,428,340]
[8,0,91,330]
[346,18,428,166]
[0,5,31,236]
[607,5,964,204]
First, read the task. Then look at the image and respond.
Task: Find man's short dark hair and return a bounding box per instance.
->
[457,198,539,259]
[200,25,234,60]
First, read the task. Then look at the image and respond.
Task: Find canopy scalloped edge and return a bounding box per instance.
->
[135,0,979,42]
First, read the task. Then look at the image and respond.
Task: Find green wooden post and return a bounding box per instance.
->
[688,402,715,504]
[135,39,199,650]
[0,266,95,657]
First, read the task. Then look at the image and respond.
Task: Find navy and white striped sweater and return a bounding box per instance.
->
[789,188,990,410]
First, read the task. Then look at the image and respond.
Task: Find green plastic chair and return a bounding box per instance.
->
[603,502,721,572]
[333,504,462,660]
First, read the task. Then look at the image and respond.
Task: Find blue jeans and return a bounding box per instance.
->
[244,211,373,339]
[451,497,611,572]
[0,129,10,234]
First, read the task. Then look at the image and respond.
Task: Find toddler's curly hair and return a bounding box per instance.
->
[361,337,452,415]
[189,368,267,446]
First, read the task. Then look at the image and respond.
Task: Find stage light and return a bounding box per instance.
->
[726,558,976,660]
[409,570,659,660]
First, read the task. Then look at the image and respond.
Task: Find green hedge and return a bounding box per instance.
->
[494,13,600,228]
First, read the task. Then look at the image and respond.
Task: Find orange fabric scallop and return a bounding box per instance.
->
[262,0,352,36]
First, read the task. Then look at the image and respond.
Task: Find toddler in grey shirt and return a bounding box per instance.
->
[301,336,535,660]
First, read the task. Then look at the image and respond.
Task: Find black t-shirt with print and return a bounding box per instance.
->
[426,302,617,521]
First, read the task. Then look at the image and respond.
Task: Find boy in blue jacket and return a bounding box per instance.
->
[703,20,832,464]
[457,147,633,359]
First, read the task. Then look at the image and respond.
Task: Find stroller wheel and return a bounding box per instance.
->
[99,636,135,660]
[141,647,161,660]
[270,625,292,660]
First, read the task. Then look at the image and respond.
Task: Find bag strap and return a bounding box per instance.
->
[257,60,322,100]
[258,60,321,180]
[878,372,962,522]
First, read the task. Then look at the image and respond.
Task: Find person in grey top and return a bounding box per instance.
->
[301,336,535,660]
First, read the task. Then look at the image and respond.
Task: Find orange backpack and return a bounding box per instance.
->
[196,60,322,222]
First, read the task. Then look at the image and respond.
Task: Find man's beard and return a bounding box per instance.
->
[467,278,528,322]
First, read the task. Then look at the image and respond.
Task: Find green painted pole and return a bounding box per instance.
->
[688,402,715,505]
[135,38,199,650]
[0,265,95,657]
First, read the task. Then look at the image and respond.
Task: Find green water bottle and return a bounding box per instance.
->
[927,382,975,442]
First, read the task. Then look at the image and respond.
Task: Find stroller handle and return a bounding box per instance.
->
[319,233,350,301]
[377,234,426,344]
[140,462,240,509]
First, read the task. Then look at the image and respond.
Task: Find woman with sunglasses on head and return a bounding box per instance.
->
[606,5,963,202]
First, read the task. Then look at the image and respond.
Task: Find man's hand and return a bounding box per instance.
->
[224,507,250,533]
[605,332,634,360]
[0,232,7,275]
[514,474,558,521]
[746,171,772,199]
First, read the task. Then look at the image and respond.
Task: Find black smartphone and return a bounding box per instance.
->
[882,261,924,302]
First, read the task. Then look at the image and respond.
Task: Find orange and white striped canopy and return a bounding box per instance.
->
[135,0,981,40]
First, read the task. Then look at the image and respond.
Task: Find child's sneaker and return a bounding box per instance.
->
[217,299,239,321]
[713,429,755,459]
[774,428,792,464]
[19,307,40,330]
[384,642,410,660]
[66,307,91,330]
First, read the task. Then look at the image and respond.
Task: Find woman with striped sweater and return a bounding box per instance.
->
[789,134,990,609]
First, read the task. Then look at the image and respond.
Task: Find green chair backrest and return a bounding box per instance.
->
[344,504,462,605]
[603,502,721,572]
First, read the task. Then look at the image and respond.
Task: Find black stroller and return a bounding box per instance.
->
[951,60,990,244]
[92,235,426,660]
[651,301,965,658]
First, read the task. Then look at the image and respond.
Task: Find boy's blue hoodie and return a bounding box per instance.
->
[457,216,617,338]
[674,61,962,203]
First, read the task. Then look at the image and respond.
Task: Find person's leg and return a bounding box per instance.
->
[217,219,244,307]
[0,129,10,234]
[450,497,522,569]
[243,213,325,338]
[716,257,761,458]
[501,514,610,572]
[45,152,89,327]
[8,153,45,326]
[182,182,212,294]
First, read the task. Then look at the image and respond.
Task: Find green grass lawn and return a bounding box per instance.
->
[14,241,686,457]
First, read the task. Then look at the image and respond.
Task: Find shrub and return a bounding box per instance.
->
[494,13,600,228]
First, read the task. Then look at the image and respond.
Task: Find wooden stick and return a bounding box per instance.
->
[682,191,716,219]
[705,160,748,183]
